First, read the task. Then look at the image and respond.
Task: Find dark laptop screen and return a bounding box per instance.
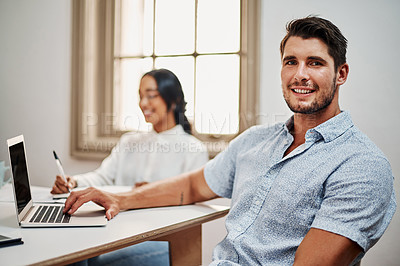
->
[9,141,32,214]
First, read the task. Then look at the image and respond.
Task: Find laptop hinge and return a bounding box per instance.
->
[22,206,37,223]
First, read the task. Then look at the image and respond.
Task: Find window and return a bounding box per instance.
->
[71,0,260,158]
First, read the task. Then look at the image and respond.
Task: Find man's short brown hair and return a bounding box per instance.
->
[280,16,347,71]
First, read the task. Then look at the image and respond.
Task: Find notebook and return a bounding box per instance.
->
[7,135,107,227]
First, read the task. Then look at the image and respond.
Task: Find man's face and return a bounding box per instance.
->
[281,36,339,115]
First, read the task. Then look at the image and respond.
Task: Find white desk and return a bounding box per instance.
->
[0,186,229,265]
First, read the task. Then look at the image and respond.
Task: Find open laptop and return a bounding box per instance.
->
[7,135,107,227]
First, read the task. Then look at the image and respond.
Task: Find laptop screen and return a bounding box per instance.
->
[8,141,32,214]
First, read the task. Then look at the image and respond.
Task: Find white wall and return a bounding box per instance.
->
[0,0,399,265]
[0,0,100,186]
[260,0,400,265]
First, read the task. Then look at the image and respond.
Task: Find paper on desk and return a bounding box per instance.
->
[31,186,63,202]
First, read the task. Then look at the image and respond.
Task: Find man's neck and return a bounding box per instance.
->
[284,107,341,157]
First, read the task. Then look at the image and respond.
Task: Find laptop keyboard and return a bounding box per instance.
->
[29,205,71,223]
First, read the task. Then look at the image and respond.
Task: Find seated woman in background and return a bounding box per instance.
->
[51,68,208,192]
[51,68,208,266]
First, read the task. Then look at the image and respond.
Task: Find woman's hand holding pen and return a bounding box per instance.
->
[51,151,75,194]
[50,175,77,194]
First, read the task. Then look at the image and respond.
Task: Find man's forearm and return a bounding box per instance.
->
[117,166,217,210]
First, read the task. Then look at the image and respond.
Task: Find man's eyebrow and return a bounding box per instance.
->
[308,56,327,63]
[282,55,296,61]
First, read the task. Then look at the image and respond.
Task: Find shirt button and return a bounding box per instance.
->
[255,200,261,205]
[269,169,276,175]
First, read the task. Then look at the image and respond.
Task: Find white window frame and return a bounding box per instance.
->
[70,0,260,159]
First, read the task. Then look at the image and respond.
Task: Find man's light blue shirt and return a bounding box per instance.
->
[204,111,396,265]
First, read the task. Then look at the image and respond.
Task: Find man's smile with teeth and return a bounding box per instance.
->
[292,88,314,94]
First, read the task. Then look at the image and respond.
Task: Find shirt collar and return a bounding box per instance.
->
[313,111,354,142]
[284,111,354,143]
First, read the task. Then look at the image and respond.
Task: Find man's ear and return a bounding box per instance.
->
[336,63,349,86]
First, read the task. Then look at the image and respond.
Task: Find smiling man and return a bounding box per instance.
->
[279,19,349,157]
[64,17,396,265]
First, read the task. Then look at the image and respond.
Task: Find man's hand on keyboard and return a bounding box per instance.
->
[63,187,120,220]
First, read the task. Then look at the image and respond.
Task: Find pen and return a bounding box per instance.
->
[53,151,70,191]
